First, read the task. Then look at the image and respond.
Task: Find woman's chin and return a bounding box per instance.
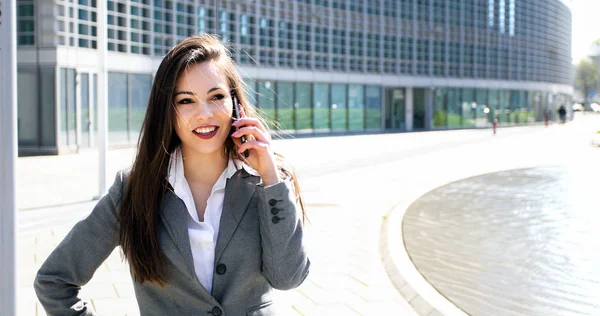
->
[181,141,226,156]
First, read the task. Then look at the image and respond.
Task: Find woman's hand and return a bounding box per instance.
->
[231,117,280,186]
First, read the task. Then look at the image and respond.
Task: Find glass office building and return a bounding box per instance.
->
[16,0,573,155]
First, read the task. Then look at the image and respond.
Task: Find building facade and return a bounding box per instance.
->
[16,0,573,155]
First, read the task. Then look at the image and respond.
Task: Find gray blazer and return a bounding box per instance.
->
[34,169,310,316]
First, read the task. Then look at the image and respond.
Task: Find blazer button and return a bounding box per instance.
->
[270,207,280,215]
[212,306,223,316]
[272,216,281,224]
[269,199,277,206]
[216,263,227,275]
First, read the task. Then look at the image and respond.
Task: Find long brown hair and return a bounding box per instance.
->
[119,34,306,287]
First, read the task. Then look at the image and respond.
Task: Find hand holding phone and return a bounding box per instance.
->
[232,93,249,158]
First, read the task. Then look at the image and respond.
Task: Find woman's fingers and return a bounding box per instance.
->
[232,126,270,144]
[232,117,267,133]
[236,140,269,154]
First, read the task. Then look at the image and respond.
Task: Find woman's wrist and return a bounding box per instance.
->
[261,173,281,187]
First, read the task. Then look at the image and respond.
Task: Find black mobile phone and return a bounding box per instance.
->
[231,92,249,158]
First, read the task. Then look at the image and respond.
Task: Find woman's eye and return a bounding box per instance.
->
[177,98,193,105]
[211,94,225,101]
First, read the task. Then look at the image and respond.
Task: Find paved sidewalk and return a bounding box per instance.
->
[17,114,599,315]
[17,146,422,315]
[18,188,418,315]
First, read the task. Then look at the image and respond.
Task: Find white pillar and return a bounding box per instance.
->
[96,1,109,198]
[405,87,414,132]
[0,1,18,315]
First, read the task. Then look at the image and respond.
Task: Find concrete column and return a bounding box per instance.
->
[405,87,414,131]
[75,72,82,151]
[97,0,109,197]
[425,88,434,130]
[0,1,18,315]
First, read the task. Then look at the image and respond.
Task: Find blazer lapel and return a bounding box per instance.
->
[214,169,259,262]
[159,191,208,291]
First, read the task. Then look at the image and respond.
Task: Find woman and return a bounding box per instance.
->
[34,34,310,316]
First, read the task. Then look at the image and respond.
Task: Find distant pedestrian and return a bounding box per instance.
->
[558,105,567,123]
[34,34,310,315]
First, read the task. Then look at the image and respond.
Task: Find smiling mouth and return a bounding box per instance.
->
[193,126,217,134]
[192,126,219,139]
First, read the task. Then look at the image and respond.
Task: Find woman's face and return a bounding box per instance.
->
[173,61,234,156]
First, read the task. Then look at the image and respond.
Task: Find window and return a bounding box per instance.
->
[276,82,294,130]
[258,81,276,128]
[365,86,381,129]
[313,83,330,130]
[295,83,312,130]
[331,84,347,130]
[499,0,505,34]
[488,0,494,28]
[509,0,515,36]
[348,84,364,130]
[17,2,35,45]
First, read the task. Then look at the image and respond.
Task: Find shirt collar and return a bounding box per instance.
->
[168,147,259,194]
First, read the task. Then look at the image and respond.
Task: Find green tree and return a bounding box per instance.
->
[575,58,599,100]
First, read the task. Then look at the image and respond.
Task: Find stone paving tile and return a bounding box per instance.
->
[86,270,132,285]
[409,296,435,316]
[18,287,37,316]
[287,289,319,315]
[427,309,445,316]
[399,282,419,302]
[361,302,419,316]
[91,297,140,316]
[113,282,136,298]
[79,283,119,300]
[313,304,362,315]
[296,281,352,305]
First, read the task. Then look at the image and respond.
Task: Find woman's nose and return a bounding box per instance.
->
[194,101,214,119]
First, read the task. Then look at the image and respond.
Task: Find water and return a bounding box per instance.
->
[403,166,600,316]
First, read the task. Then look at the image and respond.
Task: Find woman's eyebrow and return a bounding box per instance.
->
[174,91,194,97]
[206,87,224,94]
[174,87,224,97]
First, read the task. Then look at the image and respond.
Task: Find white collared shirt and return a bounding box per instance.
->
[167,147,260,293]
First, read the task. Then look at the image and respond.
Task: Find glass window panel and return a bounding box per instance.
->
[67,69,77,145]
[348,84,364,130]
[276,82,294,130]
[108,72,128,143]
[388,88,406,129]
[18,20,34,32]
[413,88,426,130]
[519,91,531,123]
[243,78,257,106]
[488,89,498,123]
[474,89,488,127]
[508,90,520,125]
[461,88,476,127]
[365,86,382,129]
[59,69,67,145]
[18,4,34,16]
[313,83,330,130]
[498,90,509,125]
[331,84,347,130]
[40,67,56,146]
[129,74,152,142]
[17,68,39,146]
[258,81,276,129]
[447,88,461,127]
[81,73,90,147]
[433,88,447,128]
[295,83,312,130]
